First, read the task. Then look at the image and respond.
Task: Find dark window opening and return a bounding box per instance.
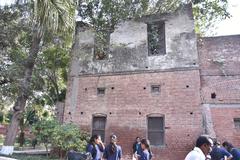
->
[94,31,110,60]
[234,118,240,129]
[151,85,160,93]
[148,116,164,146]
[147,22,166,56]
[92,116,106,142]
[97,88,105,95]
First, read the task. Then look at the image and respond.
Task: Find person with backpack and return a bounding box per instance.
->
[103,134,122,160]
[86,134,105,160]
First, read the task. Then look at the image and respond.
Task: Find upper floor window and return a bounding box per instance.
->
[94,31,110,60]
[97,87,106,96]
[234,118,240,129]
[147,22,166,56]
[151,85,160,94]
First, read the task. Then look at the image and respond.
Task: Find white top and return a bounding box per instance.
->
[185,147,206,160]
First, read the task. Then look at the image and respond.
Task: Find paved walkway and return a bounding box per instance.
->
[13,149,48,155]
[0,157,17,160]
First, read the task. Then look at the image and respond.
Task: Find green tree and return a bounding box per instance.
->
[77,0,230,35]
[192,0,230,35]
[0,0,75,155]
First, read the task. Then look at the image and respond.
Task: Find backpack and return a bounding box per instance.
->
[67,150,93,160]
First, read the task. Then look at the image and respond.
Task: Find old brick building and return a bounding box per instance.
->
[63,4,240,160]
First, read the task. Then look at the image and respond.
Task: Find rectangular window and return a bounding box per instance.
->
[234,118,240,129]
[151,85,160,93]
[147,22,166,56]
[97,88,105,95]
[92,116,106,141]
[148,117,164,146]
[94,31,110,60]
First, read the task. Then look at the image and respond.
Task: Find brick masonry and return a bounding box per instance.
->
[198,35,240,151]
[64,4,240,160]
[64,69,203,160]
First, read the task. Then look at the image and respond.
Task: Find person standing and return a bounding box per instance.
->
[103,134,122,160]
[210,140,232,160]
[223,141,240,160]
[133,137,141,154]
[86,134,105,160]
[185,135,213,160]
[135,139,151,160]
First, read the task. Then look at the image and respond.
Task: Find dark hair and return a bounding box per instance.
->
[141,139,150,149]
[109,135,117,155]
[89,134,100,145]
[222,141,233,152]
[136,137,140,140]
[212,138,220,146]
[196,135,212,148]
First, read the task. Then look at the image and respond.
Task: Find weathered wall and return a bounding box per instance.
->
[69,4,198,76]
[210,105,240,146]
[198,35,240,147]
[64,70,203,160]
[64,4,240,160]
[198,36,240,76]
[199,36,240,104]
[63,4,203,160]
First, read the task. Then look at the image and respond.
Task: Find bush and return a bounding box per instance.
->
[52,124,89,151]
[32,119,59,158]
[52,123,89,159]
[31,119,89,159]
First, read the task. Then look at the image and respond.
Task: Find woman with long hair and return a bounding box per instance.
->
[135,139,151,160]
[103,134,122,160]
[86,134,105,160]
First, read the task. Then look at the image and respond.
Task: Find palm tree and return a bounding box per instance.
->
[1,0,75,155]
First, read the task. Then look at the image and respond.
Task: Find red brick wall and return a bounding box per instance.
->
[198,35,240,76]
[210,107,240,147]
[199,35,240,149]
[201,76,240,104]
[198,35,240,104]
[64,69,203,160]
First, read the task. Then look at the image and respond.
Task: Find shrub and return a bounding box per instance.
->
[31,119,89,159]
[32,119,59,158]
[52,123,89,159]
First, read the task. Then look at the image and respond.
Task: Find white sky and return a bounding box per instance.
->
[213,0,240,36]
[0,0,240,37]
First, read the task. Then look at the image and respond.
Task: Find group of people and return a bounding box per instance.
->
[86,134,152,160]
[185,135,240,160]
[86,134,240,160]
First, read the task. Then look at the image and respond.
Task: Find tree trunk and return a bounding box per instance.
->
[0,29,42,155]
[19,118,25,147]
